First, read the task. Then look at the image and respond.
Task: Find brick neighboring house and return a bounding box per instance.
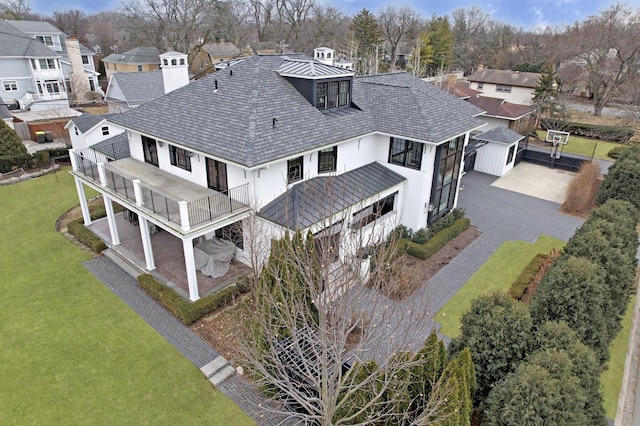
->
[69,53,486,301]
[467,68,541,105]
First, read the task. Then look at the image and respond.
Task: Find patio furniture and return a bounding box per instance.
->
[194,237,236,278]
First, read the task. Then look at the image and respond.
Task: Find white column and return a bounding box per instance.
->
[97,162,107,187]
[182,238,200,301]
[139,216,156,270]
[70,149,79,170]
[74,177,92,226]
[133,179,143,206]
[179,201,190,232]
[103,195,120,246]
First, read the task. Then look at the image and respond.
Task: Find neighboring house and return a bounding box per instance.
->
[65,113,124,151]
[102,47,161,80]
[69,53,485,301]
[313,47,353,71]
[104,70,164,113]
[466,69,541,105]
[190,39,250,76]
[3,20,100,108]
[466,95,533,133]
[0,96,14,129]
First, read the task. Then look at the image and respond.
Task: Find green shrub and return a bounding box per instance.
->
[67,218,107,253]
[406,218,470,260]
[412,228,430,244]
[0,153,34,173]
[87,202,124,221]
[607,146,627,159]
[32,150,50,167]
[596,156,640,210]
[138,274,242,324]
[410,208,466,245]
[508,253,548,301]
[541,118,634,143]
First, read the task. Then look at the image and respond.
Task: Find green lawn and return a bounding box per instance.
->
[535,130,622,160]
[0,169,253,425]
[601,295,636,419]
[436,235,565,339]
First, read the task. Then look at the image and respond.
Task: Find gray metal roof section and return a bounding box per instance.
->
[0,96,12,119]
[70,113,118,133]
[276,59,353,78]
[103,47,161,65]
[259,161,406,230]
[92,133,130,160]
[0,20,58,57]
[107,70,165,105]
[110,54,485,168]
[472,126,524,145]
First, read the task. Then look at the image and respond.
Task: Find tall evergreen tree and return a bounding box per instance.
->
[349,8,383,75]
[423,14,453,76]
[0,119,27,156]
[532,63,559,125]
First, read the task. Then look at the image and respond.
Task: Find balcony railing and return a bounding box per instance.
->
[18,91,68,110]
[71,149,251,232]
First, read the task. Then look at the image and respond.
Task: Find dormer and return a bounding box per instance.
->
[35,34,62,51]
[276,58,355,111]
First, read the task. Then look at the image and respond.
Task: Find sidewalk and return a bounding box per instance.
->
[615,275,640,425]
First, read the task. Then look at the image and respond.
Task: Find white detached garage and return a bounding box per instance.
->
[472,127,525,177]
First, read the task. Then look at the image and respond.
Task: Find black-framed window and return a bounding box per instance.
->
[506,145,515,165]
[338,80,350,106]
[429,136,464,224]
[101,126,109,136]
[388,137,424,170]
[351,192,397,229]
[142,135,159,167]
[317,79,350,110]
[318,147,337,173]
[288,156,303,183]
[206,158,228,192]
[169,145,192,171]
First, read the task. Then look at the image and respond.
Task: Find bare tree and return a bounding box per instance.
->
[247,0,276,43]
[0,0,31,19]
[377,5,420,71]
[450,6,490,74]
[51,9,89,41]
[561,4,640,115]
[88,11,127,55]
[239,181,473,424]
[275,0,317,52]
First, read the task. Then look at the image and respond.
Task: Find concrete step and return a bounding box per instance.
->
[209,365,236,386]
[200,356,229,378]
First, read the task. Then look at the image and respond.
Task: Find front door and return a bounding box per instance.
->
[206,158,228,192]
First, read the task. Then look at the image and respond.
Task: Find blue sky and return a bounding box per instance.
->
[31,0,640,30]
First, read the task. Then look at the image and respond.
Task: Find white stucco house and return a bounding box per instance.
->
[0,20,101,111]
[69,52,486,301]
[466,69,541,105]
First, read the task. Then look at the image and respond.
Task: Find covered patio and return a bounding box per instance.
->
[88,214,251,300]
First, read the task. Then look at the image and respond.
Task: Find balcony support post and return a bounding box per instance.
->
[97,162,107,187]
[70,149,79,171]
[182,237,200,301]
[133,179,143,207]
[139,216,155,270]
[104,195,120,246]
[74,177,92,226]
[179,201,190,232]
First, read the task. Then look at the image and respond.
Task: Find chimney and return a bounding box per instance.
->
[65,36,91,104]
[159,51,190,94]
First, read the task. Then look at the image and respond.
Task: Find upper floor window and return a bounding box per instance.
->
[142,135,159,167]
[317,79,350,110]
[38,59,56,70]
[36,35,54,46]
[496,85,512,93]
[137,65,143,72]
[2,80,18,91]
[477,83,484,90]
[388,137,424,170]
[169,145,192,171]
[82,56,89,65]
[101,126,109,136]
[318,147,337,173]
[288,156,303,183]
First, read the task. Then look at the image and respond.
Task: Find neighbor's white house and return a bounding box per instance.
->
[466,68,541,105]
[69,48,486,301]
[0,20,100,111]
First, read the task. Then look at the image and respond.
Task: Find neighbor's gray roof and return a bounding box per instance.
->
[201,42,241,58]
[0,96,12,119]
[6,20,61,34]
[93,133,130,160]
[103,47,161,65]
[107,70,165,105]
[472,126,524,145]
[109,54,485,168]
[276,59,353,78]
[70,113,118,133]
[467,69,541,89]
[259,162,406,230]
[0,20,58,57]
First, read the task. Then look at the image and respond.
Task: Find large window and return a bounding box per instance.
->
[38,59,56,69]
[430,136,464,223]
[388,137,424,170]
[288,156,303,183]
[2,80,18,91]
[316,79,350,110]
[36,35,54,46]
[142,135,159,167]
[169,145,192,171]
[351,192,397,229]
[37,80,61,94]
[318,147,337,173]
[506,145,515,165]
[206,158,228,192]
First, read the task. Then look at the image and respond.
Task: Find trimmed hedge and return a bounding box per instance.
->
[508,253,548,300]
[607,146,628,159]
[67,218,107,253]
[540,118,634,143]
[138,274,242,324]
[405,218,470,260]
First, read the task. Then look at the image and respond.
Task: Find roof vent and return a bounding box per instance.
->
[272,117,278,127]
[214,80,218,92]
[229,69,233,77]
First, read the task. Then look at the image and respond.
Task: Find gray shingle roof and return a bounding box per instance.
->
[201,42,241,57]
[103,47,161,65]
[276,59,353,78]
[107,70,165,105]
[93,133,130,160]
[472,127,525,145]
[0,96,12,119]
[6,20,61,34]
[70,113,118,133]
[109,54,485,168]
[467,69,541,89]
[0,20,58,57]
[259,161,406,230]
